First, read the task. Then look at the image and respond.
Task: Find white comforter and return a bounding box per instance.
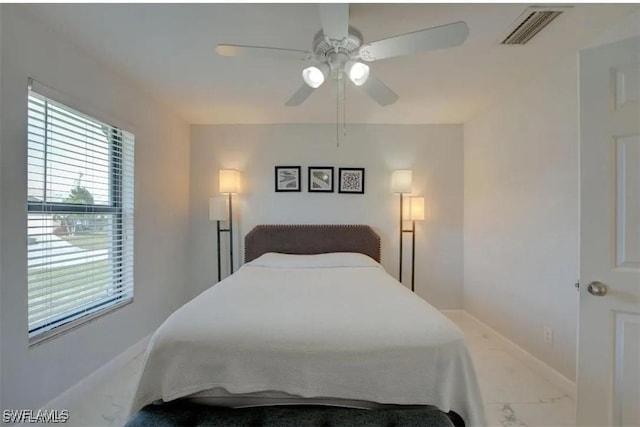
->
[130,254,486,426]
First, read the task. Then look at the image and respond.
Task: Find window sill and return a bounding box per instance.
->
[28,297,133,347]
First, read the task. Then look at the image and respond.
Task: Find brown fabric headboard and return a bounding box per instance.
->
[244,225,381,263]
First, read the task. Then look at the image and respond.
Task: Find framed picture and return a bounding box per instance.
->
[338,168,365,194]
[275,166,301,192]
[308,167,334,193]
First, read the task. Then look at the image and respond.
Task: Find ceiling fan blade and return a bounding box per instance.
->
[360,74,399,106]
[319,4,349,43]
[359,21,469,62]
[216,44,312,60]
[285,84,316,106]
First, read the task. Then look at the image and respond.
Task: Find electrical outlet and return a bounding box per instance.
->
[544,326,553,345]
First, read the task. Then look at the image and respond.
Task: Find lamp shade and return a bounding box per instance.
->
[391,170,412,194]
[219,169,241,194]
[209,197,228,221]
[409,197,425,221]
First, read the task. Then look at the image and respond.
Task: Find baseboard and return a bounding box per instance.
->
[453,310,576,399]
[40,334,151,411]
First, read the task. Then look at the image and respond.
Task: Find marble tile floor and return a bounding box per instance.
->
[59,312,576,427]
[445,312,575,427]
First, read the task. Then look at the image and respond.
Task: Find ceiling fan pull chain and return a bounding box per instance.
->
[343,80,347,140]
[336,80,340,148]
[336,77,347,147]
[336,79,339,147]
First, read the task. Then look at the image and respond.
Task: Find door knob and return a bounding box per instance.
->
[587,281,608,296]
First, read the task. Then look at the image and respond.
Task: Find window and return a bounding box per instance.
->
[27,87,134,342]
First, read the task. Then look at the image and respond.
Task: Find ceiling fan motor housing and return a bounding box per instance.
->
[312,25,363,59]
[312,26,364,78]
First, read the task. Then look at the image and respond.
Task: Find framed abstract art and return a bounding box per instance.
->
[338,168,365,194]
[308,167,334,193]
[275,166,301,192]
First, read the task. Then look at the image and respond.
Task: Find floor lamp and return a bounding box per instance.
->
[210,169,241,281]
[391,170,413,282]
[403,197,424,292]
[209,197,228,282]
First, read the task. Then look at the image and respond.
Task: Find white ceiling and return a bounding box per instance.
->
[22,3,637,125]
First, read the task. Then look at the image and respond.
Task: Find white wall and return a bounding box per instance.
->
[463,6,640,384]
[189,124,464,309]
[0,5,190,410]
[463,55,580,380]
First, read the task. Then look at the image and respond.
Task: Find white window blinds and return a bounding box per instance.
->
[27,87,135,341]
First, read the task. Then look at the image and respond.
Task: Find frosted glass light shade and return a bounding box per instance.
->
[347,62,370,86]
[409,197,425,221]
[219,169,241,194]
[302,66,325,88]
[391,170,412,194]
[209,197,227,221]
[302,62,332,89]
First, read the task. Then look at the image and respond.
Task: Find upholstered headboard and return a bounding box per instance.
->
[244,225,381,263]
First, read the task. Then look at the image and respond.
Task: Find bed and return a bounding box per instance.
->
[128,225,486,426]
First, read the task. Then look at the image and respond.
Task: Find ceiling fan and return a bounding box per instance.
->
[216,4,469,107]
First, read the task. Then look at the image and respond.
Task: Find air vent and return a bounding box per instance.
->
[501,6,571,45]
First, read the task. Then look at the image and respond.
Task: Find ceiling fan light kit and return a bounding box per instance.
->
[302,60,369,89]
[216,4,470,107]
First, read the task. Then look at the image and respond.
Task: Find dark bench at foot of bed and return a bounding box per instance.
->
[125,401,465,427]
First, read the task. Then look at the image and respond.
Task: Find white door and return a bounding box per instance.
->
[578,36,640,427]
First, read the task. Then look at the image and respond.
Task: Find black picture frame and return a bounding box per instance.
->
[338,168,365,194]
[275,166,301,192]
[308,167,334,193]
